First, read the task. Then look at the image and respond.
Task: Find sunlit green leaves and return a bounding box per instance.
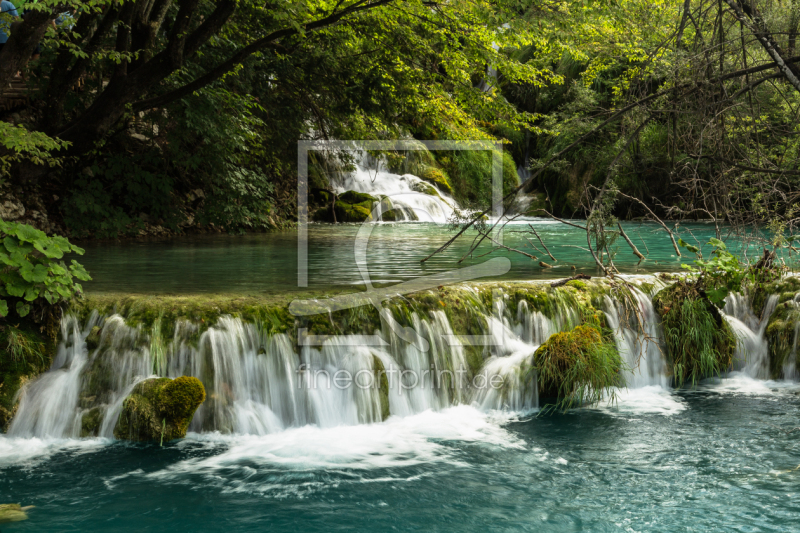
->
[0,219,92,318]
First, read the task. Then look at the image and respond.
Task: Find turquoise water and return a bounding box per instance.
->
[3,377,800,532]
[76,220,778,294]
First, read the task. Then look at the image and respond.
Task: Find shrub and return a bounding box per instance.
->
[0,220,91,320]
[653,281,737,387]
[533,324,623,410]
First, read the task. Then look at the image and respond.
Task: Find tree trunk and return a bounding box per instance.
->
[723,0,800,93]
[0,10,53,89]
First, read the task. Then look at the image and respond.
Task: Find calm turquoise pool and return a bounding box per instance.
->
[76,220,779,294]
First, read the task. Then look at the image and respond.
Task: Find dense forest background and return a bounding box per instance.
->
[0,0,798,239]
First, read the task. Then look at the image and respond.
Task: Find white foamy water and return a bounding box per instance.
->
[592,385,687,416]
[332,158,458,223]
[0,436,109,468]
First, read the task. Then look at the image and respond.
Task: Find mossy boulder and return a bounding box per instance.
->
[761,280,800,378]
[85,326,102,351]
[0,504,31,524]
[338,190,376,204]
[81,406,102,437]
[653,281,736,387]
[311,190,376,223]
[373,356,390,421]
[113,376,206,442]
[411,181,440,197]
[417,166,453,195]
[533,325,622,409]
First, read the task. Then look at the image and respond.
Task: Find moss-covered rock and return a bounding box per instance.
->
[373,356,390,421]
[760,278,800,378]
[338,191,376,204]
[418,165,453,194]
[0,504,31,523]
[653,281,736,387]
[0,322,55,431]
[85,325,102,351]
[114,376,206,443]
[533,324,623,409]
[311,190,376,223]
[81,406,103,437]
[411,180,441,197]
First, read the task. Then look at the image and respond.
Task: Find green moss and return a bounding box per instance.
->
[373,356,390,421]
[533,324,623,410]
[418,165,453,194]
[0,504,30,524]
[338,191,376,204]
[565,280,587,291]
[113,376,206,442]
[0,322,55,431]
[411,181,441,197]
[653,281,736,387]
[81,407,102,437]
[761,281,800,378]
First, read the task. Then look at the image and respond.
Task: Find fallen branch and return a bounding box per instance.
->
[615,191,681,257]
[550,274,592,287]
[617,223,646,263]
[528,224,556,261]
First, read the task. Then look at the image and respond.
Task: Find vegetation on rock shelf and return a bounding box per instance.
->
[653,281,737,387]
[113,376,206,443]
[533,324,623,410]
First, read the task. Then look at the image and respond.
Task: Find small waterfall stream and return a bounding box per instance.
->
[8,279,799,440]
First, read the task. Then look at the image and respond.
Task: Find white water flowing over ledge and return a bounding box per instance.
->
[4,279,795,443]
[331,157,459,223]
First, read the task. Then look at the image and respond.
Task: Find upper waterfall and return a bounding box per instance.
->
[331,156,460,223]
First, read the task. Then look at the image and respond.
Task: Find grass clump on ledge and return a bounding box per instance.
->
[533,324,623,410]
[653,280,736,387]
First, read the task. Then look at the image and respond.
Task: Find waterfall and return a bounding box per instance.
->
[331,156,459,223]
[9,280,799,440]
[723,293,778,379]
[603,287,669,388]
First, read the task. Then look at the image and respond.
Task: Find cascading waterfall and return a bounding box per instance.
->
[9,280,799,440]
[332,156,459,222]
[603,287,669,388]
[723,292,779,378]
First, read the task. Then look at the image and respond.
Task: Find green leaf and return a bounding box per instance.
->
[24,285,39,302]
[13,223,46,243]
[678,238,699,254]
[4,236,33,255]
[705,288,729,308]
[708,238,726,250]
[0,299,7,317]
[33,240,65,259]
[19,262,49,283]
[15,301,30,317]
[70,260,92,281]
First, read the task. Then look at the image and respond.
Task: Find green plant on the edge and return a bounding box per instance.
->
[0,219,91,319]
[679,238,744,308]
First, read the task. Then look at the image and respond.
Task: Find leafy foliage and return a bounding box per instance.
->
[0,219,91,319]
[679,238,745,308]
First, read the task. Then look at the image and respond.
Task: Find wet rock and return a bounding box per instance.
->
[85,326,102,350]
[0,199,25,220]
[114,376,206,443]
